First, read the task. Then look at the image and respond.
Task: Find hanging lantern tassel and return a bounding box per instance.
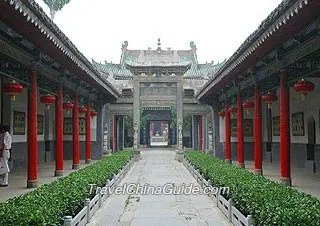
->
[218,111,225,117]
[3,80,23,101]
[228,107,237,117]
[91,110,98,118]
[262,92,277,109]
[293,79,314,101]
[40,94,56,109]
[63,102,74,114]
[242,101,254,115]
[79,106,87,116]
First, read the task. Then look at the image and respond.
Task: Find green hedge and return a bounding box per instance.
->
[185,151,320,226]
[0,151,133,226]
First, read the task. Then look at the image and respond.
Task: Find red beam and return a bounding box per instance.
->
[72,94,80,169]
[225,102,231,163]
[85,100,91,164]
[27,71,38,188]
[254,86,263,175]
[55,85,63,176]
[237,93,245,168]
[280,70,291,186]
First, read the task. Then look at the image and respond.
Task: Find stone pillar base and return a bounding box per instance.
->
[238,163,245,168]
[280,177,292,186]
[55,170,64,177]
[175,149,184,162]
[72,164,80,170]
[133,150,141,161]
[225,159,232,164]
[254,169,263,176]
[85,159,92,164]
[27,180,38,188]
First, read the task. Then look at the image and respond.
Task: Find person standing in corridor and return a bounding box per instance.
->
[0,124,12,187]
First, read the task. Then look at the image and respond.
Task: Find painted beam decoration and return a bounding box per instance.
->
[13,111,26,135]
[292,112,305,136]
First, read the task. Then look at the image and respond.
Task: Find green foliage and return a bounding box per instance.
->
[185,151,320,226]
[140,111,148,128]
[0,151,133,226]
[171,107,177,128]
[183,115,192,131]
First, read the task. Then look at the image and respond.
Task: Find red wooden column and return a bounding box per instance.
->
[72,94,80,169]
[85,99,91,164]
[280,69,291,186]
[113,115,117,153]
[254,85,263,175]
[225,101,231,163]
[199,115,203,151]
[27,71,38,188]
[237,93,245,168]
[55,85,64,176]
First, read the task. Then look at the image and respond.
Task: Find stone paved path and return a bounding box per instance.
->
[88,150,231,226]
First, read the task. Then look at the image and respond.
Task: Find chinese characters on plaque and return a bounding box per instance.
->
[230,119,253,137]
[63,117,86,135]
[272,116,280,136]
[292,112,304,136]
[13,111,25,135]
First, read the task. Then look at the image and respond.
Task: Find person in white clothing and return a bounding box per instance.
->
[0,124,11,187]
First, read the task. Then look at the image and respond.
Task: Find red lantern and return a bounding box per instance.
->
[242,101,254,114]
[40,94,56,109]
[63,102,74,114]
[228,107,237,117]
[262,92,277,109]
[218,111,225,117]
[79,106,87,115]
[293,79,314,101]
[91,110,98,118]
[3,80,23,101]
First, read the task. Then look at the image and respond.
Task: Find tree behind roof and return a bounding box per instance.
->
[43,0,71,20]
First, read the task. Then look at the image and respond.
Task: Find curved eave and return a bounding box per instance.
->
[197,0,319,101]
[0,0,120,99]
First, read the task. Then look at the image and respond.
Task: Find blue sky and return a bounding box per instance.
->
[35,0,283,64]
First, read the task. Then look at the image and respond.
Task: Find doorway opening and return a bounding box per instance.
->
[148,121,170,147]
[307,116,316,172]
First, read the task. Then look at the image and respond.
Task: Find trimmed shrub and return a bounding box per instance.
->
[0,151,133,226]
[185,151,320,226]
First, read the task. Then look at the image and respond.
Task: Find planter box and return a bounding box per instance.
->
[184,158,255,226]
[231,206,254,226]
[218,195,232,219]
[64,157,134,226]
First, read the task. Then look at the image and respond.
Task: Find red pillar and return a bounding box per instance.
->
[85,99,91,164]
[55,85,64,176]
[280,69,291,186]
[225,101,231,163]
[72,94,80,169]
[27,71,38,188]
[237,93,245,168]
[113,115,117,153]
[199,115,203,151]
[254,85,263,175]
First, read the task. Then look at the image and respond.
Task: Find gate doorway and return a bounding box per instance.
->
[148,121,170,147]
[307,116,316,172]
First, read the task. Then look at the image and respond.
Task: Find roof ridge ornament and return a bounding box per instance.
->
[157,38,161,53]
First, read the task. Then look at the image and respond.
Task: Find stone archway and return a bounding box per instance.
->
[306,116,316,172]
